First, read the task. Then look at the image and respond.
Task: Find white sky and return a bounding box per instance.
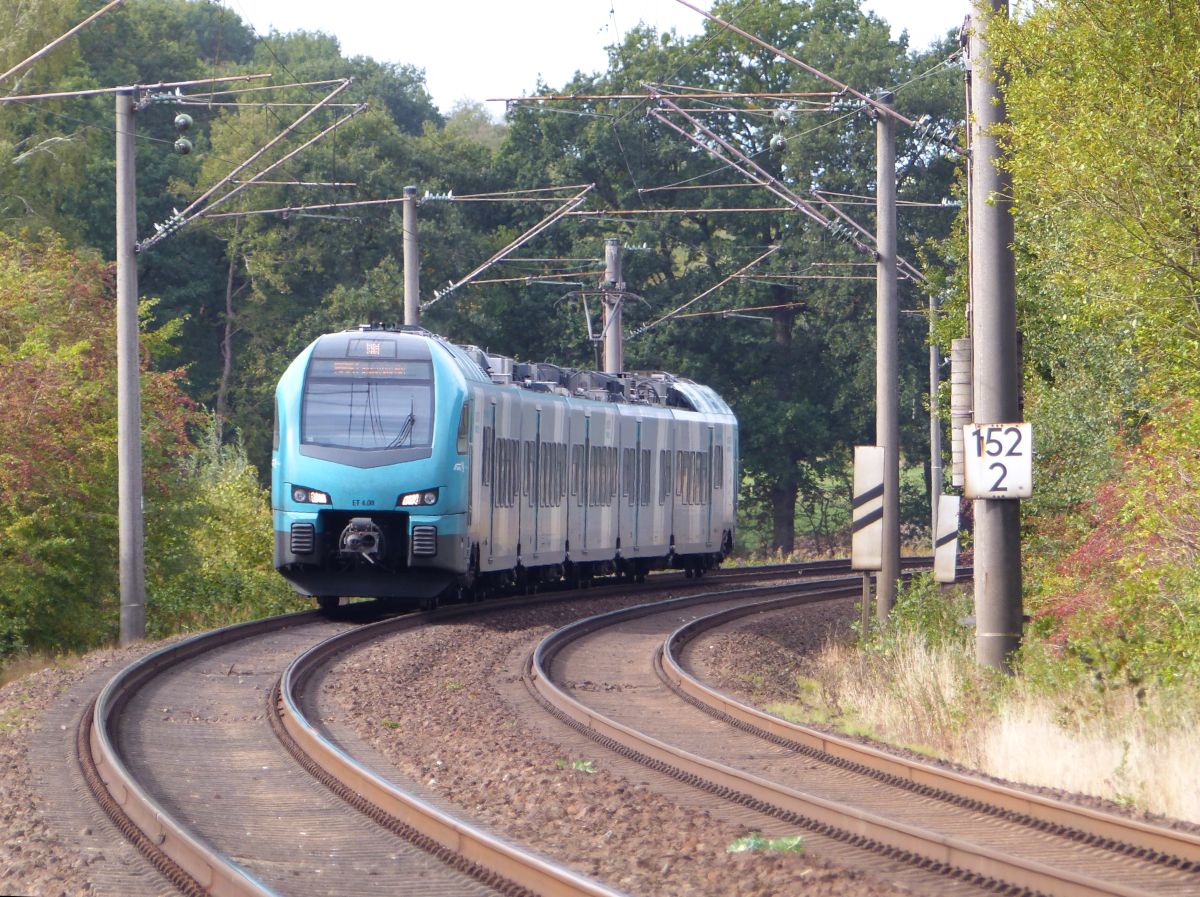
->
[227,0,971,115]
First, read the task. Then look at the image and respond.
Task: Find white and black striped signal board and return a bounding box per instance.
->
[851,446,884,571]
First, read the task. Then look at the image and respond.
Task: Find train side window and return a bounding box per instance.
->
[609,446,619,505]
[588,445,599,507]
[530,438,540,503]
[506,438,519,508]
[628,446,638,503]
[457,403,470,454]
[481,426,493,487]
[571,444,583,504]
[640,448,651,506]
[493,438,502,507]
[557,443,567,506]
[713,445,722,490]
[492,438,503,507]
[659,450,671,504]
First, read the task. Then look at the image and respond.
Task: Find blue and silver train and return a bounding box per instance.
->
[271,324,737,609]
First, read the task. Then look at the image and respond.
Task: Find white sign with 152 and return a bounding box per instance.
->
[963,423,1032,499]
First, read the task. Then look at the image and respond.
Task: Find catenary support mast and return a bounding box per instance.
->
[403,185,420,326]
[603,237,624,375]
[116,90,145,645]
[968,1,1023,670]
[875,91,900,620]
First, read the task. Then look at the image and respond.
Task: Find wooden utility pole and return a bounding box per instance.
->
[116,90,145,645]
[968,1,1023,671]
[875,91,900,621]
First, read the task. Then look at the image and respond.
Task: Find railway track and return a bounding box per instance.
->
[81,559,1193,897]
[78,563,815,897]
[526,582,1200,897]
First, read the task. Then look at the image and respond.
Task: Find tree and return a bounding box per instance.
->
[0,232,195,654]
[486,0,963,551]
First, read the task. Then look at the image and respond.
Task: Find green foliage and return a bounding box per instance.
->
[0,232,196,656]
[726,832,805,854]
[554,758,596,773]
[861,573,973,655]
[146,419,306,637]
[1023,402,1200,690]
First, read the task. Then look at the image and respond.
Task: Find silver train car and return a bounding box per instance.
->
[272,325,737,607]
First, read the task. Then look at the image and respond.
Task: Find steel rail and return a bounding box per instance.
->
[82,611,323,897]
[660,596,1200,870]
[271,566,851,897]
[276,600,626,897]
[76,560,882,896]
[526,582,1180,897]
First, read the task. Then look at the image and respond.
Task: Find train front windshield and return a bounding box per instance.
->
[301,358,434,450]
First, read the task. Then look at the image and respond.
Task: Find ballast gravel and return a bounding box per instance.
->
[324,591,910,897]
[2,579,1194,896]
[0,639,181,897]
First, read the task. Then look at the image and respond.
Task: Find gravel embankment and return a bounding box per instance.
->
[6,582,1194,896]
[326,593,910,897]
[0,641,178,897]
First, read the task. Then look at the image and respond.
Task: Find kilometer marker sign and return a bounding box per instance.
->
[963,423,1032,499]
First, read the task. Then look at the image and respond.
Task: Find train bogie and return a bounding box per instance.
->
[271,325,737,608]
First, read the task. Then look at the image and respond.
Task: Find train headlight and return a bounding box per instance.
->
[291,485,331,504]
[398,488,438,507]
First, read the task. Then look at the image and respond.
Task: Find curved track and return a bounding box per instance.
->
[79,564,814,897]
[80,607,560,897]
[526,584,1200,897]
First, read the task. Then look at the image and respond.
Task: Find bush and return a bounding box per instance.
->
[146,421,306,637]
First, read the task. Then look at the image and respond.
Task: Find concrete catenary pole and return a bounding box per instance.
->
[116,90,145,644]
[403,184,420,326]
[875,90,900,621]
[968,1,1023,671]
[930,291,943,541]
[602,237,624,375]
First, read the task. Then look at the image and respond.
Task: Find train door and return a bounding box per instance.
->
[531,407,542,564]
[706,425,715,549]
[488,393,520,571]
[566,408,584,561]
[581,415,592,556]
[632,418,643,552]
[481,399,496,566]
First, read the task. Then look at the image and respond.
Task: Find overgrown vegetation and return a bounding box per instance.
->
[0,0,965,661]
[0,233,303,668]
[3,0,1198,813]
[795,576,1200,820]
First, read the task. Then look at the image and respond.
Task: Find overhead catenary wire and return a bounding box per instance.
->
[671,0,967,156]
[629,242,783,339]
[649,93,927,283]
[139,80,359,249]
[421,185,596,311]
[676,298,808,318]
[0,0,125,89]
[0,73,273,104]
